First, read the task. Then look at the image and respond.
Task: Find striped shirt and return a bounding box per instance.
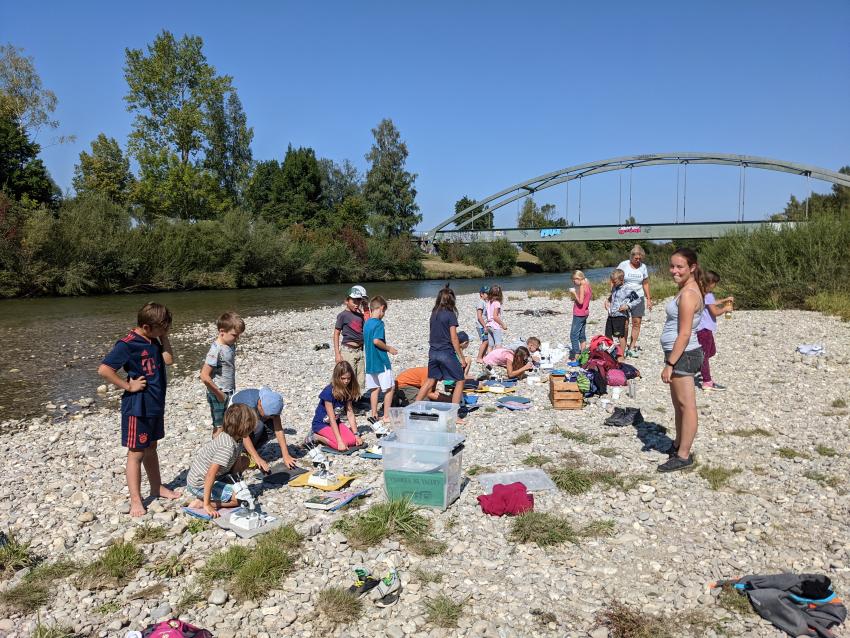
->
[187,433,243,491]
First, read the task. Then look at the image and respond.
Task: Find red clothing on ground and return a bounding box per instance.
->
[477,482,534,516]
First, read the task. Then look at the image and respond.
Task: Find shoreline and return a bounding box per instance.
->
[3,291,850,636]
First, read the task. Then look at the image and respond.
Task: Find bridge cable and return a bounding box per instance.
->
[628,165,633,221]
[737,163,743,222]
[675,163,680,224]
[806,172,811,219]
[682,162,688,223]
[578,175,583,225]
[741,164,747,221]
[618,172,622,225]
[565,179,569,225]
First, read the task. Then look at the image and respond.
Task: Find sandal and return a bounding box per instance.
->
[371,568,401,607]
[348,566,381,598]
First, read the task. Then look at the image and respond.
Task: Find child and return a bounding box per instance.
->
[416,286,466,407]
[394,367,442,404]
[483,346,534,379]
[475,286,490,363]
[186,403,256,518]
[363,296,397,424]
[604,269,640,361]
[230,387,295,470]
[98,302,180,517]
[311,361,363,451]
[486,285,507,349]
[568,270,592,360]
[696,270,734,391]
[200,312,245,436]
[333,285,368,393]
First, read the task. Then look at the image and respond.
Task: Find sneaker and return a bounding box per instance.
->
[703,383,727,392]
[629,349,640,358]
[348,566,380,598]
[666,443,679,457]
[371,422,390,437]
[657,454,695,473]
[371,568,401,607]
[367,416,379,425]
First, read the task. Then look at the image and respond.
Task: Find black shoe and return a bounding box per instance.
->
[666,443,679,457]
[657,454,695,473]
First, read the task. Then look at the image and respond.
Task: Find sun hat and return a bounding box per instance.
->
[258,386,284,416]
[348,285,367,299]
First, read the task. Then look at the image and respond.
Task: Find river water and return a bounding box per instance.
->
[0,268,613,421]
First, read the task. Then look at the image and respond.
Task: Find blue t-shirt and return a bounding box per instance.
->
[102,330,167,417]
[429,310,459,352]
[363,318,391,374]
[311,385,347,433]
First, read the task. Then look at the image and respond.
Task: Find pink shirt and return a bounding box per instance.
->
[486,300,502,330]
[483,347,513,367]
[573,282,592,317]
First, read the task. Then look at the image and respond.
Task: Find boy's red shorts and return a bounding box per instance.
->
[121,414,164,449]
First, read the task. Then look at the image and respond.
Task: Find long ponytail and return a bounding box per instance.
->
[671,247,706,296]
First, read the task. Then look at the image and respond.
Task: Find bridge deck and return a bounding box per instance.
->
[432,221,794,243]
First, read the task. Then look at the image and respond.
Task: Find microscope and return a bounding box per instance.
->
[306,447,337,487]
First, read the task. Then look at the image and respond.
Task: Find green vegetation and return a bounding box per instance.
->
[0,532,36,574]
[32,622,77,638]
[724,428,772,438]
[200,525,301,600]
[0,560,76,612]
[96,601,121,615]
[550,465,642,495]
[832,398,848,409]
[510,512,579,546]
[511,432,532,445]
[152,555,185,578]
[559,430,599,445]
[424,594,466,628]
[580,519,617,538]
[523,454,552,467]
[717,585,754,615]
[467,465,494,476]
[412,566,443,583]
[816,444,838,457]
[595,447,618,458]
[186,518,209,535]
[334,498,443,555]
[80,542,144,588]
[804,471,842,488]
[594,600,675,638]
[807,293,850,321]
[436,238,518,276]
[317,587,363,626]
[777,447,811,460]
[699,466,742,491]
[134,524,167,544]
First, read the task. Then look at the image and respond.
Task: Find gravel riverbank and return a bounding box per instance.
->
[2,291,850,637]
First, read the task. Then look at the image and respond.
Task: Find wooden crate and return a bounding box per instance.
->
[549,376,583,410]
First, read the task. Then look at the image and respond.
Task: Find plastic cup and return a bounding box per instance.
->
[389,407,405,428]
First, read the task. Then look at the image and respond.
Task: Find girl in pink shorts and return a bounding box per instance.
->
[311,361,363,451]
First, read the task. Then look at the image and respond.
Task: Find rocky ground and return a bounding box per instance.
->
[2,290,850,637]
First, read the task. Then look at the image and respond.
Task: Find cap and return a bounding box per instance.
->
[348,285,367,299]
[457,331,470,344]
[258,386,284,416]
[479,286,490,294]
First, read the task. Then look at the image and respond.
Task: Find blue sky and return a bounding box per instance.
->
[3,1,848,229]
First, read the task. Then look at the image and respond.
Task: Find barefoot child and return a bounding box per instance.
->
[476,286,490,363]
[98,303,180,517]
[486,285,507,349]
[364,296,397,424]
[696,270,733,391]
[200,312,245,436]
[604,269,640,361]
[311,361,363,451]
[186,403,256,518]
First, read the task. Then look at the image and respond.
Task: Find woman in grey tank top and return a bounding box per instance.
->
[657,248,705,473]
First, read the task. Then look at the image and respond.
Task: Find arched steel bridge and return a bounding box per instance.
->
[426,153,850,243]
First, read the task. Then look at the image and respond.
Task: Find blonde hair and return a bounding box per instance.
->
[610,268,625,285]
[572,270,586,281]
[217,311,245,334]
[222,404,256,440]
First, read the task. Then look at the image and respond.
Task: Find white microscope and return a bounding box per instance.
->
[306,447,337,487]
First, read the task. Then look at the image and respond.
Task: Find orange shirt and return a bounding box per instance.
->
[396,367,428,388]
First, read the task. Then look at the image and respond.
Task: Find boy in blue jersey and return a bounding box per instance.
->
[98,303,180,517]
[363,296,397,424]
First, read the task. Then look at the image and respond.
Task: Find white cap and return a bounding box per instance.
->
[348,285,367,299]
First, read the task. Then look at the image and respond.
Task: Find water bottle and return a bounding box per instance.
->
[628,378,637,399]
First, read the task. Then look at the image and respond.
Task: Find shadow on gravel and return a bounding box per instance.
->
[635,421,673,453]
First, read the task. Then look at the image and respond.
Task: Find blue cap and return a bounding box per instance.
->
[258,386,284,416]
[479,286,490,294]
[457,331,470,344]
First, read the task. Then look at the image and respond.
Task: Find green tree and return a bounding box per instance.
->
[124,30,248,219]
[364,118,420,236]
[205,92,253,202]
[0,44,63,140]
[319,158,361,211]
[0,114,58,206]
[623,214,637,225]
[278,145,325,226]
[453,195,493,229]
[517,199,565,228]
[245,159,282,221]
[72,134,134,205]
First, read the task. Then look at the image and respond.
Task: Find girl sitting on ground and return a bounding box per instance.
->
[310,361,363,451]
[483,346,534,379]
[186,403,257,518]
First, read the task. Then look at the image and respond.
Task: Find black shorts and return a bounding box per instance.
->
[664,348,704,377]
[121,414,164,449]
[605,316,628,339]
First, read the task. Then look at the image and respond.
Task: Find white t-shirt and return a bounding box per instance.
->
[617,260,648,299]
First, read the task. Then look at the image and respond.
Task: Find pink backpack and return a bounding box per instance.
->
[607,369,627,386]
[146,619,212,638]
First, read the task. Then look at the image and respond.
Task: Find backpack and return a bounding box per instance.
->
[146,619,213,638]
[589,335,613,353]
[619,363,641,379]
[607,369,626,386]
[585,349,619,381]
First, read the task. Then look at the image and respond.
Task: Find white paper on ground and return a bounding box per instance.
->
[476,469,557,494]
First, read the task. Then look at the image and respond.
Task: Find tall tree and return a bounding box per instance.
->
[363,118,420,236]
[517,199,565,228]
[0,114,58,206]
[205,91,253,202]
[278,145,324,226]
[0,45,62,140]
[72,134,134,205]
[453,195,493,229]
[319,158,361,211]
[124,30,248,219]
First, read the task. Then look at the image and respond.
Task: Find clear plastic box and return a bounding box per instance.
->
[382,429,466,509]
[403,401,459,432]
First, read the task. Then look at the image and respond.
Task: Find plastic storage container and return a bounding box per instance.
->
[382,429,465,510]
[403,401,459,432]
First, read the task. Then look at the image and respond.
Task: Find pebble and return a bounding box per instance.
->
[2,293,849,637]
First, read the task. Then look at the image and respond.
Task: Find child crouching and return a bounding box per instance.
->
[310,361,363,451]
[187,403,256,518]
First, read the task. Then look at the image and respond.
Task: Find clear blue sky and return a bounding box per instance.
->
[3,1,848,229]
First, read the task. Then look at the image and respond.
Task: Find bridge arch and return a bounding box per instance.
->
[427,153,850,240]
